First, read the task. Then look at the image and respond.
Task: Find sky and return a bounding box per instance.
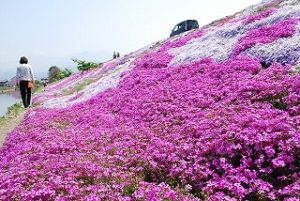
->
[0,0,261,79]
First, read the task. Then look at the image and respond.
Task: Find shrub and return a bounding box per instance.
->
[72,59,99,71]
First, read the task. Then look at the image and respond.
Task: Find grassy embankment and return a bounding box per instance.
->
[0,86,15,94]
[0,85,44,146]
[0,103,25,146]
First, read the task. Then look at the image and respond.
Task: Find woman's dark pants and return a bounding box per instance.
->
[19,81,31,108]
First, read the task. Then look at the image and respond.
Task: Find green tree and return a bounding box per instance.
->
[72,59,98,71]
[57,68,73,80]
[48,66,61,83]
[48,66,72,83]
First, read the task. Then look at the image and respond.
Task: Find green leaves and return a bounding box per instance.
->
[56,68,73,80]
[72,58,99,71]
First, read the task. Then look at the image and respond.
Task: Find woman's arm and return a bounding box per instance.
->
[29,66,34,82]
[16,67,20,86]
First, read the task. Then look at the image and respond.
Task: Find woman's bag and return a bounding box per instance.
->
[28,81,34,89]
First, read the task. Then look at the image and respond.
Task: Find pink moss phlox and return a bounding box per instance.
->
[134,29,205,69]
[2,2,300,200]
[234,18,298,55]
[242,9,277,24]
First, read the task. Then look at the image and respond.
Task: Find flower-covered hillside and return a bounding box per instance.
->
[2,0,300,200]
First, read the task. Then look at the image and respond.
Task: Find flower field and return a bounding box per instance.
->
[2,0,300,200]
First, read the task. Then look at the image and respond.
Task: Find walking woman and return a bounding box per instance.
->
[16,56,34,108]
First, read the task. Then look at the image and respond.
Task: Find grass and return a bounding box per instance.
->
[0,87,44,146]
[33,85,45,94]
[62,78,94,96]
[74,79,94,92]
[0,102,23,121]
[293,65,300,72]
[0,102,25,146]
[0,85,43,126]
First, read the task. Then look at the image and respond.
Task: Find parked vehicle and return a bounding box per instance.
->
[170,20,199,37]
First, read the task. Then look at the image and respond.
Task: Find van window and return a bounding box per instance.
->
[178,23,184,30]
[173,25,179,32]
[170,19,199,37]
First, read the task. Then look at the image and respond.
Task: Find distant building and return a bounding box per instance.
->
[0,80,9,87]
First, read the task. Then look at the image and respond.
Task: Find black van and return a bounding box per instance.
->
[170,20,199,37]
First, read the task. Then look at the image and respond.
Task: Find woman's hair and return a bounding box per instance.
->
[20,56,28,64]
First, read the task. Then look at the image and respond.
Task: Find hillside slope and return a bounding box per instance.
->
[1,0,300,200]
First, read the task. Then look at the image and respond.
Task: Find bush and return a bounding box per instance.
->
[72,59,99,71]
[56,68,73,80]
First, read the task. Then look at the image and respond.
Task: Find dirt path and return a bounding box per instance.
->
[0,110,25,147]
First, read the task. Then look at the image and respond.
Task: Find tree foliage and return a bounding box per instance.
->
[48,66,72,83]
[72,59,99,71]
[48,66,61,83]
[56,68,73,80]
